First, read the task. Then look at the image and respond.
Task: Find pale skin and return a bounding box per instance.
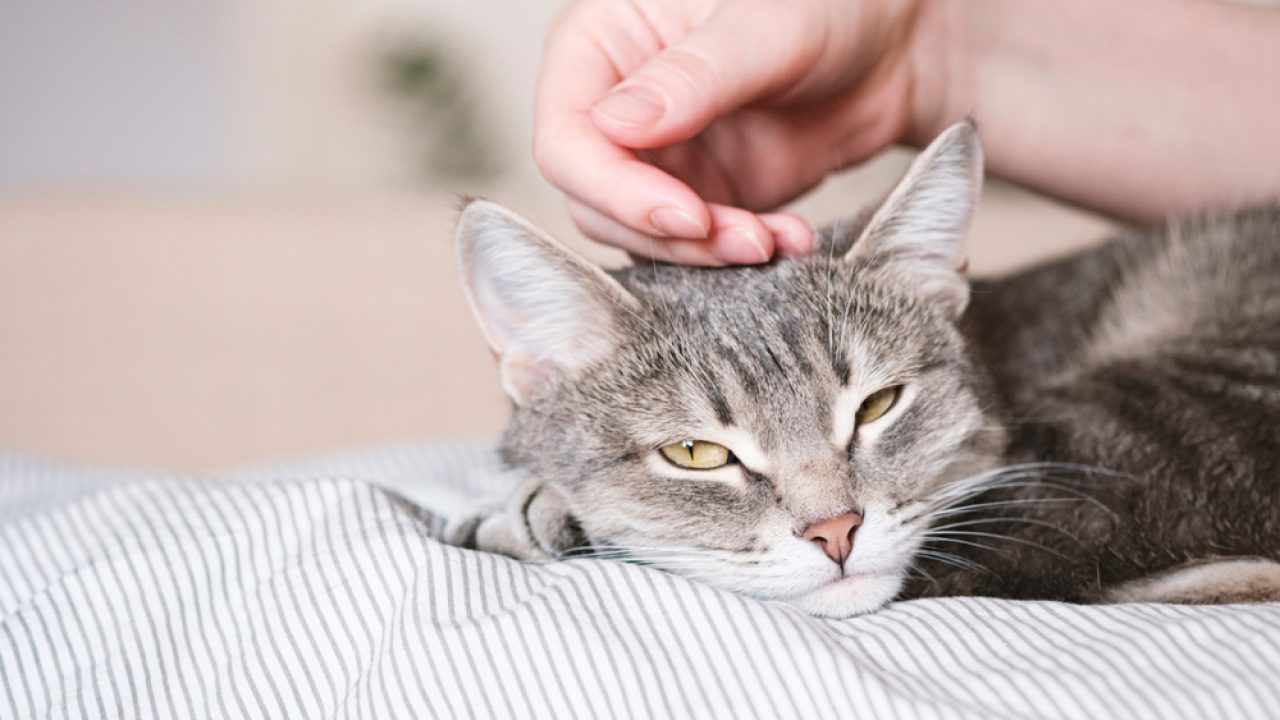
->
[534,0,1280,266]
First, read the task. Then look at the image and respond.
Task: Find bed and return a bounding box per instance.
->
[2,439,1277,718]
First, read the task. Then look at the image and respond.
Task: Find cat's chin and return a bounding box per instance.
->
[786,573,903,618]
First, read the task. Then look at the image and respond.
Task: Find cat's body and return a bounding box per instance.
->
[906,207,1279,601]
[452,122,1280,616]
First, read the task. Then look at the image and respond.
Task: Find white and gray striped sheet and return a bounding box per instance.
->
[2,440,1279,719]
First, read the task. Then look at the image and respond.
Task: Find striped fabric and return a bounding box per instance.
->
[2,440,1278,719]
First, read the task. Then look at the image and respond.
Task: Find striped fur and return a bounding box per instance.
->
[456,122,1280,617]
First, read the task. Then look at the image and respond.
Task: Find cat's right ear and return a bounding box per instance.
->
[845,120,983,319]
[455,200,641,405]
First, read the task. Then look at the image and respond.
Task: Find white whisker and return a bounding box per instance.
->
[929,497,1083,518]
[924,529,1072,560]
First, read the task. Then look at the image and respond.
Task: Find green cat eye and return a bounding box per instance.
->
[856,385,901,426]
[660,439,734,470]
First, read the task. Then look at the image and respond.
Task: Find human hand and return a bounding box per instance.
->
[533,0,943,265]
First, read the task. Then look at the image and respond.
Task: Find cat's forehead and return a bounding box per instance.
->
[602,257,942,449]
[612,256,933,355]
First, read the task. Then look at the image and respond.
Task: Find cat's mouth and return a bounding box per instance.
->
[788,571,904,618]
[831,570,882,583]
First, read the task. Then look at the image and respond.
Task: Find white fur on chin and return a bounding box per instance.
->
[786,573,904,618]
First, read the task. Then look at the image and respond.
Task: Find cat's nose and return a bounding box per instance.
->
[802,512,862,566]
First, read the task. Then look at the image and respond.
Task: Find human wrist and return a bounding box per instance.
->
[903,0,976,147]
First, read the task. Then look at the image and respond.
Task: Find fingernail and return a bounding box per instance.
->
[593,85,666,127]
[720,225,770,264]
[648,206,707,239]
[776,228,814,257]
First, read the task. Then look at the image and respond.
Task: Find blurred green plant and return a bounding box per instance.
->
[380,37,500,185]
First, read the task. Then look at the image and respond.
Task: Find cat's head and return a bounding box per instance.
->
[454,121,1005,617]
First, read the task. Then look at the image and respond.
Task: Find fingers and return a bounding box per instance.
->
[758,212,814,257]
[536,2,711,240]
[535,0,817,263]
[568,200,753,265]
[568,199,813,266]
[589,4,806,149]
[539,115,713,240]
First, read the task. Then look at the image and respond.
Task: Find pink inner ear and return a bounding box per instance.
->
[498,351,551,406]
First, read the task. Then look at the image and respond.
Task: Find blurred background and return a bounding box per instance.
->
[0,0,1112,472]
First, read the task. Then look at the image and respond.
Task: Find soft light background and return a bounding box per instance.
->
[0,0,1112,471]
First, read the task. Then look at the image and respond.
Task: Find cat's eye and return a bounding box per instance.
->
[856,385,901,426]
[659,439,735,470]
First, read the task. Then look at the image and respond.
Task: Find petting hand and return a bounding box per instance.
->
[533,0,942,265]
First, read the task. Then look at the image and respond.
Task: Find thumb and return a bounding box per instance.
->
[590,8,795,149]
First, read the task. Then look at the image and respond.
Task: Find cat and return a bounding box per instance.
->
[447,121,1280,618]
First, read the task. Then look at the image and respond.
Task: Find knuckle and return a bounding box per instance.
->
[647,45,721,102]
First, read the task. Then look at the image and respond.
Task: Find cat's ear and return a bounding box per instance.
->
[455,200,641,405]
[845,120,983,318]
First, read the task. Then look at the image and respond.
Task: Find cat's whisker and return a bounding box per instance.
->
[921,540,1008,568]
[944,479,1115,519]
[626,559,750,582]
[999,460,1133,480]
[904,561,941,589]
[923,465,1122,519]
[920,535,1005,555]
[923,529,1074,560]
[562,550,700,563]
[928,497,1084,518]
[601,557,727,569]
[563,542,768,576]
[567,543,688,552]
[564,547,703,560]
[927,515,1084,542]
[928,463,1064,492]
[927,470,1082,506]
[956,459,1127,478]
[913,548,996,577]
[564,544,837,590]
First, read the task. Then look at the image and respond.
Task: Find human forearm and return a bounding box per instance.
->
[912,0,1280,221]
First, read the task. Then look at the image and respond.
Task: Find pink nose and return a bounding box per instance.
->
[802,512,863,566]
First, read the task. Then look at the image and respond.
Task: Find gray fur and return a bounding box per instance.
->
[452,121,1280,617]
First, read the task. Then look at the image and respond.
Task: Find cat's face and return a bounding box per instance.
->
[457,122,1002,617]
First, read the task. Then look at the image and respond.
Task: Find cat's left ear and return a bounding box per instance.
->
[455,200,641,404]
[846,120,983,319]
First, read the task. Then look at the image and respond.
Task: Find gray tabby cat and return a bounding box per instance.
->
[450,121,1280,618]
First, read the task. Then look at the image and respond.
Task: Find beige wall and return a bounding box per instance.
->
[0,2,1111,471]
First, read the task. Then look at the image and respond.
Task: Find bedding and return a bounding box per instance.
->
[1,439,1278,719]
